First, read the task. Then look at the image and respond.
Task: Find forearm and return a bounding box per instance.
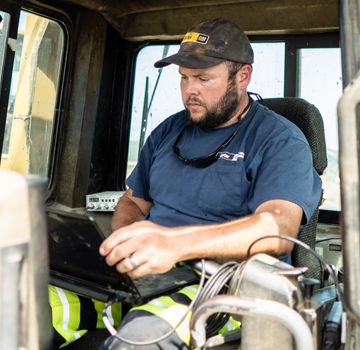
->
[171,203,301,262]
[101,199,302,278]
[111,200,144,231]
[111,189,153,231]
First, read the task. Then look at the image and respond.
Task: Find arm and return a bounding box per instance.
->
[111,189,153,231]
[178,199,302,261]
[100,199,302,278]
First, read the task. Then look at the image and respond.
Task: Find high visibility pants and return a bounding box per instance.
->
[49,285,122,348]
[49,284,240,349]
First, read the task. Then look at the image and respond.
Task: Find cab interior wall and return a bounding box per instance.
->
[5,0,341,226]
[20,0,339,38]
[51,11,135,207]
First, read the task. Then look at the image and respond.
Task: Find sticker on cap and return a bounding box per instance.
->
[182,32,209,45]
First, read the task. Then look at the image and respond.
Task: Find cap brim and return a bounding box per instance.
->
[154,52,224,69]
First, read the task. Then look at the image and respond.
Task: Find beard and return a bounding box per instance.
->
[185,77,239,130]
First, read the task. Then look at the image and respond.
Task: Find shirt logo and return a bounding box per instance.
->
[182,32,209,45]
[217,151,245,161]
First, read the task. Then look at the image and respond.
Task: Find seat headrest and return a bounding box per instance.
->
[261,97,327,175]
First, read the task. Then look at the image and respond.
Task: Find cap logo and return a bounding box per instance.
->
[182,32,209,45]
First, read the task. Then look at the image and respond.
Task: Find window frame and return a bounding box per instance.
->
[123,33,341,222]
[22,5,73,200]
[0,3,73,200]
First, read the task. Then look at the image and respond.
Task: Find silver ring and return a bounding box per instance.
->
[128,254,138,269]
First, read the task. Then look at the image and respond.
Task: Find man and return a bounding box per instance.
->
[98,18,322,349]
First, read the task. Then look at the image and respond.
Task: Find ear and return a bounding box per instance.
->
[237,64,252,89]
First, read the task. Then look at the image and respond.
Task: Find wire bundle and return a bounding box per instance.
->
[192,261,245,336]
[101,259,207,346]
[101,234,347,347]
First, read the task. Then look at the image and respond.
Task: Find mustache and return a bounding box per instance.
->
[186,96,205,107]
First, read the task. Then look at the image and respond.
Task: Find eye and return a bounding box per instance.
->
[199,76,208,82]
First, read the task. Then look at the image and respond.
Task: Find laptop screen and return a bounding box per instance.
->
[46,208,199,303]
[47,209,139,298]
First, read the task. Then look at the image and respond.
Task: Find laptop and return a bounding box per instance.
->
[46,208,198,304]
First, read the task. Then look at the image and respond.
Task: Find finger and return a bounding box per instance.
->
[100,221,157,256]
[105,242,136,266]
[128,254,139,269]
[115,253,145,274]
[127,259,172,279]
[99,228,137,256]
[127,262,152,279]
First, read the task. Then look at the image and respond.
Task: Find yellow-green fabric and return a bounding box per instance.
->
[131,294,193,345]
[129,284,240,346]
[49,286,87,348]
[49,286,122,348]
[92,299,122,329]
[50,284,240,348]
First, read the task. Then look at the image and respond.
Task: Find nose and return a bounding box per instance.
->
[182,78,200,97]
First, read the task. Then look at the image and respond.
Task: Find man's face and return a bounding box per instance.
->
[179,63,240,129]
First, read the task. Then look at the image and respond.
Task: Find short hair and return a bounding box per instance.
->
[225,61,243,79]
[225,61,252,80]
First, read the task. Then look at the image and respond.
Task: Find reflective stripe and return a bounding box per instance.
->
[157,304,192,345]
[128,283,241,345]
[178,284,198,299]
[106,305,115,325]
[49,286,86,347]
[131,302,164,315]
[148,298,169,308]
[131,301,191,344]
[56,288,72,337]
[130,287,200,345]
[131,296,172,314]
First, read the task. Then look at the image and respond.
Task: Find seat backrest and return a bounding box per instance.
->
[261,97,327,281]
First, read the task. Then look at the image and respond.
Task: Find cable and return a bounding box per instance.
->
[102,235,357,345]
[249,234,327,287]
[316,237,342,243]
[248,91,263,101]
[246,235,360,328]
[102,259,207,346]
[191,261,246,336]
[245,235,346,308]
[193,261,238,307]
[189,261,243,336]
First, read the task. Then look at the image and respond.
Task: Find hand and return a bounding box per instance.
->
[99,221,180,278]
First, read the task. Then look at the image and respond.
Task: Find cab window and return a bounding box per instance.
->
[298,48,342,211]
[127,40,341,212]
[0,10,64,177]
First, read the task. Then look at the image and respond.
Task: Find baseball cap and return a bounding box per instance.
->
[154,18,254,69]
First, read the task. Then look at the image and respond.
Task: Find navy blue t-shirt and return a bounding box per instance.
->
[127,101,322,231]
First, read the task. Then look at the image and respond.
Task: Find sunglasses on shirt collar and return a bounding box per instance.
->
[173,97,253,168]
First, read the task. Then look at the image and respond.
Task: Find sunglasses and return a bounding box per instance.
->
[173,98,253,168]
[173,121,242,168]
